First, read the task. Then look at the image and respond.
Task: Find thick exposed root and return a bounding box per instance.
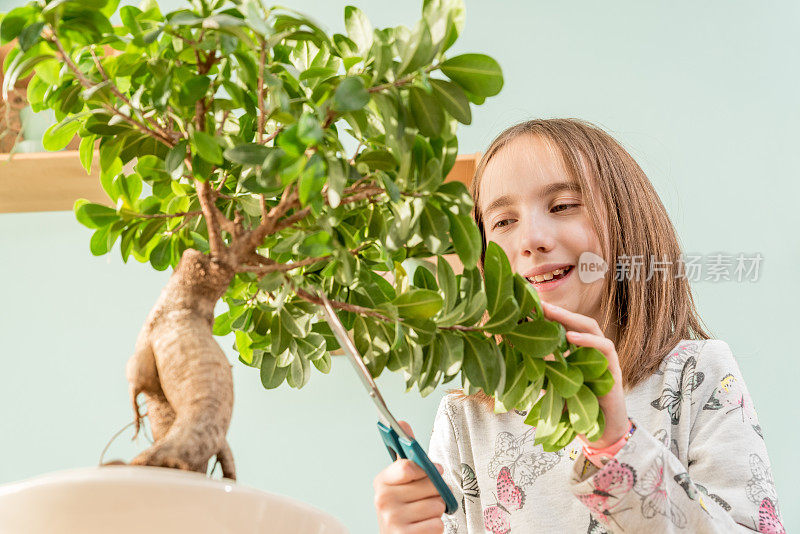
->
[125,249,237,480]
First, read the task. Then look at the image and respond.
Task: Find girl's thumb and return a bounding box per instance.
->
[397,420,415,439]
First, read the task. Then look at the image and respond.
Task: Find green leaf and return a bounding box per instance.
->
[422,0,464,53]
[288,352,310,387]
[504,320,561,358]
[545,360,583,398]
[356,149,397,171]
[313,352,332,373]
[513,274,543,319]
[334,75,369,112]
[270,311,291,355]
[441,53,503,97]
[483,241,514,316]
[392,288,443,319]
[439,331,464,376]
[523,355,546,383]
[298,231,333,257]
[297,113,323,145]
[566,385,599,434]
[567,346,608,380]
[413,263,438,290]
[165,140,187,177]
[296,333,326,361]
[532,386,563,437]
[436,255,457,313]
[419,335,443,395]
[74,199,120,229]
[586,409,605,442]
[260,354,289,389]
[42,115,82,151]
[150,237,172,271]
[429,78,471,125]
[79,135,96,173]
[18,21,45,52]
[1,6,37,44]
[399,19,433,75]
[180,76,210,105]
[235,330,254,364]
[213,311,235,336]
[481,299,519,334]
[408,86,444,138]
[89,225,112,256]
[344,6,372,56]
[586,369,615,397]
[223,143,270,166]
[190,130,223,165]
[462,333,500,393]
[445,211,481,268]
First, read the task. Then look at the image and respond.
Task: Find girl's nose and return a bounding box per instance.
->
[518,216,557,257]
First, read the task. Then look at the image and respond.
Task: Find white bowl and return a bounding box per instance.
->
[0,465,349,534]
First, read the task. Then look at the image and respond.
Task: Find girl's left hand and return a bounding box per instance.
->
[540,301,629,449]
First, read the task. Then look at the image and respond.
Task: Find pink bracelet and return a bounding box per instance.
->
[582,419,636,469]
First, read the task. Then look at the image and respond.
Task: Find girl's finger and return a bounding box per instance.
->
[565,331,618,363]
[541,301,603,336]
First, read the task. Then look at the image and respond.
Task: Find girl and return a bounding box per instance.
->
[372,119,784,533]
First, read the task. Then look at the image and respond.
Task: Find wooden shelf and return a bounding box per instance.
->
[0,151,480,214]
[0,151,106,213]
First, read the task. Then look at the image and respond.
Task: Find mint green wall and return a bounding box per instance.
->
[1,1,798,532]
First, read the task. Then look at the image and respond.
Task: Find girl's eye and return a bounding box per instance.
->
[552,203,579,213]
[493,219,514,230]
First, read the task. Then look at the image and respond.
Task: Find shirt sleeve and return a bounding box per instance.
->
[569,340,785,533]
[427,394,468,534]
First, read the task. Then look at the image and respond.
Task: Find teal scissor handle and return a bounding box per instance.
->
[377,421,458,515]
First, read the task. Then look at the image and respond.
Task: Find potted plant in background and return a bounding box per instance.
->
[0,0,613,530]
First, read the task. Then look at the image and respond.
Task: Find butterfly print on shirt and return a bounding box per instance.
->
[575,458,636,530]
[652,428,681,459]
[633,454,687,528]
[488,428,564,488]
[483,466,525,534]
[653,341,704,376]
[757,497,785,534]
[587,515,610,534]
[703,373,763,438]
[673,472,731,514]
[460,463,480,511]
[746,453,783,525]
[650,355,704,425]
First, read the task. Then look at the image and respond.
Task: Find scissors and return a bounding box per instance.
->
[316,290,459,515]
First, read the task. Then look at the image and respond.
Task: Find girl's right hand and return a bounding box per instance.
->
[373,421,447,534]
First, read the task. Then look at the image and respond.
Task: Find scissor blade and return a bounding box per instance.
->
[315,291,410,440]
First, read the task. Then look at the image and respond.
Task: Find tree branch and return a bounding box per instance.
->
[46,33,173,147]
[367,64,440,94]
[294,288,394,322]
[239,255,327,276]
[137,210,202,219]
[89,48,171,142]
[195,179,228,259]
[270,185,385,235]
[231,185,299,261]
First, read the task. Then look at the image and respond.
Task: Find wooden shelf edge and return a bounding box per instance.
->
[0,150,482,214]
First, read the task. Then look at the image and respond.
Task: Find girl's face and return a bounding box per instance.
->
[478,134,607,325]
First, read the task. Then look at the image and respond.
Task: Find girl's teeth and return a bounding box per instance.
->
[529,267,568,283]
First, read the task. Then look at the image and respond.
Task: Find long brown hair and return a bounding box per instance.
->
[449,118,713,409]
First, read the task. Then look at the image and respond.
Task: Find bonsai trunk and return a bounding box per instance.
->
[126,248,237,479]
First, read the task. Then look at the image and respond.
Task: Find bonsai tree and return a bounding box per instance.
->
[0,0,614,479]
